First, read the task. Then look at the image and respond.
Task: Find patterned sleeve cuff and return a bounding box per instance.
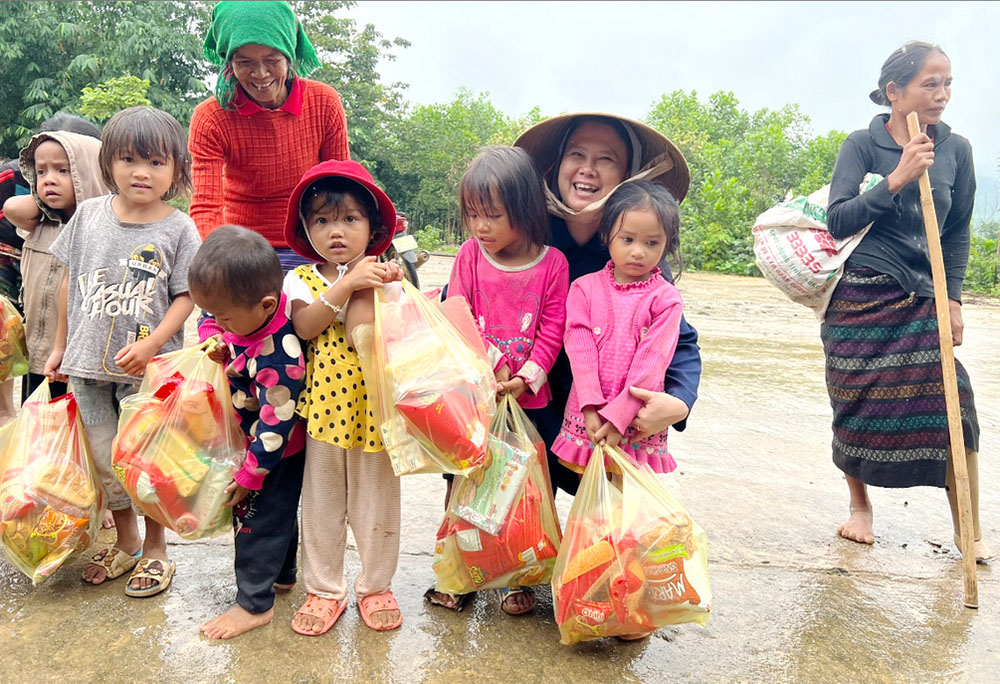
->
[487,344,507,373]
[515,360,547,394]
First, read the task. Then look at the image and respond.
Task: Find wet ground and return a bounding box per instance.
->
[1,256,998,683]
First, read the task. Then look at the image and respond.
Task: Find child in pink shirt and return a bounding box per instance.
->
[447,146,569,409]
[428,146,568,616]
[553,180,684,475]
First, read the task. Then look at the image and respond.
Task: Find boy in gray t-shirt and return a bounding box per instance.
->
[49,194,200,381]
[44,105,201,598]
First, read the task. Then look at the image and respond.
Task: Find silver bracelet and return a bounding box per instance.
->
[319,292,343,314]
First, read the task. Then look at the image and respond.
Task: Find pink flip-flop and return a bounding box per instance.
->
[358,591,403,631]
[292,594,348,636]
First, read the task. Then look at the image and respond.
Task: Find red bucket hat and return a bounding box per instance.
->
[283,160,397,262]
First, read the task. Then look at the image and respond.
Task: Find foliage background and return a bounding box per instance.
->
[1,0,995,294]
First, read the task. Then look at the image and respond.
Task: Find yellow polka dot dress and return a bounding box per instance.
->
[293,265,383,452]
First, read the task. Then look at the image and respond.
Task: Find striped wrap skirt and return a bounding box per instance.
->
[821,265,979,488]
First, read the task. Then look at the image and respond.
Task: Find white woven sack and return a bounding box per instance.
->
[752,174,883,320]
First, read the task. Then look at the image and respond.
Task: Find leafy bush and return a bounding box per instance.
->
[79,75,151,121]
[414,224,444,251]
[965,235,999,296]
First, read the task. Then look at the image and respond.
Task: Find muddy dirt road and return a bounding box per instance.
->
[1,256,997,683]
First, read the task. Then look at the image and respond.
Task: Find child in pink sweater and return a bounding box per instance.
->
[428,146,568,616]
[553,180,684,475]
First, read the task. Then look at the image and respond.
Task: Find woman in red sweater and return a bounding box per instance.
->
[189,1,350,271]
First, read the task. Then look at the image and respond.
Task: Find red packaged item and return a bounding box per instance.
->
[395,386,488,472]
[431,394,562,593]
[365,279,495,476]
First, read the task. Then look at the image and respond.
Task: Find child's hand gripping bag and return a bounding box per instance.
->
[0,295,28,382]
[0,381,104,584]
[368,279,496,476]
[112,340,245,540]
[551,445,711,645]
[431,394,562,594]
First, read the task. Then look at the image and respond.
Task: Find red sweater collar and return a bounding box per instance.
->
[234,78,304,117]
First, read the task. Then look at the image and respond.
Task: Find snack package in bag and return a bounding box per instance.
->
[751,173,883,320]
[552,445,711,645]
[0,381,104,584]
[367,279,496,476]
[0,295,28,382]
[112,341,245,540]
[432,394,562,594]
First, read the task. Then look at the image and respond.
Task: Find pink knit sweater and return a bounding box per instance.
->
[447,239,569,409]
[552,261,683,473]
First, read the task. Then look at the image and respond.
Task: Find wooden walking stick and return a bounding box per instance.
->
[906,111,978,608]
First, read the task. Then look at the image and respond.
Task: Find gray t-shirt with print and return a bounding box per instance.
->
[51,194,201,383]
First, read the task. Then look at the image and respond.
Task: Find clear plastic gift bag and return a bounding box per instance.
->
[552,444,711,645]
[112,340,245,540]
[432,393,562,594]
[0,295,28,382]
[0,381,104,584]
[367,279,496,476]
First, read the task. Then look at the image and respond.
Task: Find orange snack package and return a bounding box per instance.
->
[551,445,711,645]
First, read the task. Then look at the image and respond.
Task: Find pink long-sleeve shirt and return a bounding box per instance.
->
[563,262,683,435]
[447,239,569,409]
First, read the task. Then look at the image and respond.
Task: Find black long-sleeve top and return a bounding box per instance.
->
[827,114,975,302]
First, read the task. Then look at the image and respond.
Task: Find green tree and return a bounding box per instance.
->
[646,90,847,274]
[380,89,516,243]
[0,1,212,157]
[78,75,152,121]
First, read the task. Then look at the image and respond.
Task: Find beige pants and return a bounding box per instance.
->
[300,436,401,601]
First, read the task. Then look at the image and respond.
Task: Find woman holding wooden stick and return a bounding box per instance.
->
[825,41,989,560]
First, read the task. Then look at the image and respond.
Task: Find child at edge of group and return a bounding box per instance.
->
[553,179,685,478]
[426,145,569,616]
[42,105,201,598]
[189,226,307,640]
[281,159,404,635]
[2,125,110,401]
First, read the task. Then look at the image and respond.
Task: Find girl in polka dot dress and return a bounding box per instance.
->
[552,180,685,476]
[281,160,405,635]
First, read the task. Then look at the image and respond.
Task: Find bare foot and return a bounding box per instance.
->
[424,588,471,611]
[200,605,273,639]
[101,510,116,529]
[955,536,993,562]
[837,506,874,544]
[274,582,295,593]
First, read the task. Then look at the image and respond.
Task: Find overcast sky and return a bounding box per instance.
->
[346,0,1000,221]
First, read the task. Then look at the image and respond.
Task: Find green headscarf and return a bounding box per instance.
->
[203,1,322,109]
